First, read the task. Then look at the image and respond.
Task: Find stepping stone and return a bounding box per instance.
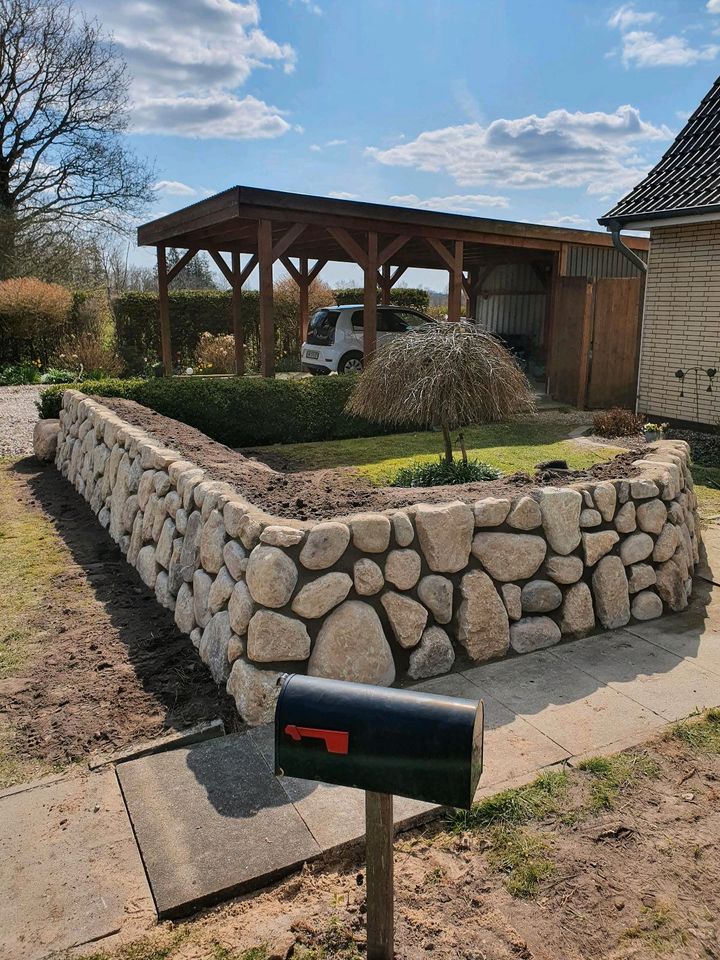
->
[117,732,321,918]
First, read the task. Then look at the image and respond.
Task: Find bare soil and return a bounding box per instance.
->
[0,459,238,779]
[99,397,644,523]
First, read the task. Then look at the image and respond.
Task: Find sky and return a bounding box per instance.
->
[76,0,720,289]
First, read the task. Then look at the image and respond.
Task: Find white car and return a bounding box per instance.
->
[300,303,435,374]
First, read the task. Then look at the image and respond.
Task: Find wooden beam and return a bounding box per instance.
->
[426,237,456,271]
[271,222,307,262]
[365,791,394,960]
[448,239,463,322]
[307,258,327,284]
[379,263,391,305]
[238,253,258,286]
[157,247,172,377]
[378,234,409,266]
[166,248,198,284]
[298,258,309,351]
[280,255,302,285]
[328,227,369,271]
[208,249,234,287]
[389,265,406,287]
[231,250,244,376]
[258,219,275,377]
[364,232,378,360]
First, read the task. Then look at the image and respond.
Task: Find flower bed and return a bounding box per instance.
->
[43,390,701,725]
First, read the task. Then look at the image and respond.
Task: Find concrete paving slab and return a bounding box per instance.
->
[550,629,720,722]
[117,732,322,918]
[697,527,720,586]
[0,769,154,960]
[626,582,720,659]
[462,647,664,755]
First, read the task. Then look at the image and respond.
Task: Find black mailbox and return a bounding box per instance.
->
[274,674,484,809]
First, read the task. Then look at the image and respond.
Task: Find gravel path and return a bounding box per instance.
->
[0,385,41,458]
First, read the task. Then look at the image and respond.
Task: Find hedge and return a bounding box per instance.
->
[39,374,408,447]
[333,287,429,311]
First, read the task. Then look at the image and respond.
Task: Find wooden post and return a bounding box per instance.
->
[448,240,463,323]
[380,263,391,305]
[364,232,378,360]
[258,219,274,378]
[468,267,480,322]
[365,791,394,960]
[157,246,172,376]
[299,257,309,351]
[231,251,244,376]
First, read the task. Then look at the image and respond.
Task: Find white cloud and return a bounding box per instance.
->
[79,0,295,140]
[368,105,671,197]
[619,29,718,66]
[153,180,198,196]
[388,193,510,213]
[542,212,591,227]
[327,191,359,200]
[309,144,322,151]
[290,0,322,13]
[325,139,348,147]
[708,0,720,12]
[608,5,657,30]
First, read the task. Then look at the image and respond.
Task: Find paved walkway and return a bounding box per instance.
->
[2,542,720,958]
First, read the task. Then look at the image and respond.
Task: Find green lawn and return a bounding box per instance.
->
[256,421,622,486]
[694,465,720,523]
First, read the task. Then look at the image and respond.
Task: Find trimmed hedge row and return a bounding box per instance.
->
[39,374,405,447]
[334,287,429,311]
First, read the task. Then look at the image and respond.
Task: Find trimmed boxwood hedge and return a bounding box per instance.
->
[39,375,405,447]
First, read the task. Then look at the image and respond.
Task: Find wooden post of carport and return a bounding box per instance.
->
[258,219,275,378]
[281,256,328,354]
[427,238,463,322]
[364,232,378,361]
[156,246,172,376]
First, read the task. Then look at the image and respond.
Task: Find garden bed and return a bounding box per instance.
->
[98,397,643,522]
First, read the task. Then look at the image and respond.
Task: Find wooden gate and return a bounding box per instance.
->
[548,277,643,409]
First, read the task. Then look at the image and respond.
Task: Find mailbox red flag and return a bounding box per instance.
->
[284,724,350,755]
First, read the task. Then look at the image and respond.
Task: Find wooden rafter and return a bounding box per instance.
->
[271,222,307,262]
[327,227,368,270]
[426,237,456,271]
[378,235,409,266]
[208,250,234,287]
[166,248,198,284]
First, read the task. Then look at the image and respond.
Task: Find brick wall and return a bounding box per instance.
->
[639,221,720,426]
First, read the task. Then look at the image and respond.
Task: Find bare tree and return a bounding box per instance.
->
[0,0,155,277]
[347,323,535,464]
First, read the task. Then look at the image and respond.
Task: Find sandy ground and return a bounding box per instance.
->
[0,384,40,457]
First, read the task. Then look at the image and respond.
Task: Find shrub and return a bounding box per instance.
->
[333,286,430,311]
[40,368,77,384]
[38,374,401,446]
[0,277,72,338]
[192,332,236,374]
[55,333,125,379]
[390,458,501,487]
[592,407,644,438]
[0,361,41,385]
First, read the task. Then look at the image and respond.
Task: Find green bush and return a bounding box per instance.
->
[333,287,430,311]
[0,361,42,385]
[40,367,77,384]
[39,375,402,447]
[390,458,501,487]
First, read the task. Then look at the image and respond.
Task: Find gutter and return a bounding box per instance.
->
[605,219,647,274]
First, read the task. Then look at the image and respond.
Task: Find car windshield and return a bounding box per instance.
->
[309,309,340,332]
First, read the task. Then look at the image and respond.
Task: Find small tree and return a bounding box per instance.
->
[346,322,534,463]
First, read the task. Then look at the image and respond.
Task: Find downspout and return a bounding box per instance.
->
[605,218,648,415]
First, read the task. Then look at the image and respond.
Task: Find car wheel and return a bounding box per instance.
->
[339,352,363,374]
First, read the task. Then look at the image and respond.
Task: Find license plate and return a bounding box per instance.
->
[305,350,319,359]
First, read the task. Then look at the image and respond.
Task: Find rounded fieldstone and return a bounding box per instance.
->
[473,497,511,527]
[627,563,657,593]
[228,580,254,636]
[179,510,203,582]
[415,501,474,573]
[619,532,654,566]
[208,566,235,615]
[245,545,298,607]
[223,500,248,538]
[380,591,428,648]
[199,611,233,684]
[614,502,637,534]
[228,634,245,664]
[384,549,422,591]
[350,513,391,553]
[299,521,350,570]
[121,495,139,535]
[559,582,595,635]
[260,525,305,548]
[545,554,584,584]
[392,512,415,547]
[200,509,227,574]
[631,477,660,500]
[190,627,202,649]
[153,471,171,497]
[353,558,385,596]
[223,540,247,581]
[510,616,561,654]
[593,482,617,522]
[226,659,281,726]
[537,488,582,555]
[308,601,395,685]
[471,532,546,582]
[636,499,667,535]
[652,523,678,563]
[521,580,562,613]
[155,517,176,569]
[291,572,352,618]
[592,555,630,629]
[457,570,509,661]
[33,419,60,461]
[580,509,602,528]
[193,569,213,628]
[174,581,196,634]
[164,490,181,518]
[136,544,159,589]
[155,570,175,611]
[582,530,619,567]
[631,590,663,621]
[417,575,453,624]
[655,558,688,612]
[247,610,311,662]
[137,470,156,510]
[507,496,542,530]
[175,508,188,535]
[501,583,522,621]
[408,627,455,680]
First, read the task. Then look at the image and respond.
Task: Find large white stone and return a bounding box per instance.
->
[415,501,474,573]
[506,496,542,530]
[592,555,630,629]
[193,569,213,628]
[308,601,395,685]
[136,544,159,589]
[471,532,546,581]
[457,570,509,661]
[537,488,582,555]
[408,627,455,680]
[223,540,247,581]
[299,521,350,570]
[544,554,584,584]
[384,549,422,590]
[155,518,176,569]
[614,502,637,534]
[627,563,657,594]
[155,571,176,611]
[631,591,663,621]
[353,558,384,596]
[392,512,415,547]
[619,532,654,566]
[417,575,453,624]
[559,582,595,635]
[582,530,619,566]
[260,525,305,548]
[199,611,233,683]
[174,582,196,634]
[380,592,428,648]
[580,509,602,528]
[350,513,391,553]
[228,580,254,636]
[247,610,311,662]
[510,616,561,654]
[593,482,617,522]
[137,470,156,510]
[655,558,688,612]
[653,523,679,563]
[226,659,281,726]
[245,545,298,607]
[178,510,203,582]
[291,572,352,618]
[208,566,235,615]
[473,497,510,527]
[636,499,667,535]
[199,509,227,574]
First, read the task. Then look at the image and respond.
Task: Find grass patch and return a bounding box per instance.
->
[486,825,555,898]
[211,945,269,960]
[390,458,500,487]
[576,753,660,811]
[293,915,361,959]
[257,421,620,486]
[449,770,569,831]
[619,904,688,954]
[82,929,189,960]
[693,464,720,522]
[667,708,720,753]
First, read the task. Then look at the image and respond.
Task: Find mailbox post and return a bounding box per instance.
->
[275,674,484,960]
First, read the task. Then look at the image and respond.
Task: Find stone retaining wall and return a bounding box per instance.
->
[52,390,701,724]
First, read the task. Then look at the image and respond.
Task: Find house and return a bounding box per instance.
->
[599,76,720,428]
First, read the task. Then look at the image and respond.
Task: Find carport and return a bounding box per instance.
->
[137,186,648,402]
